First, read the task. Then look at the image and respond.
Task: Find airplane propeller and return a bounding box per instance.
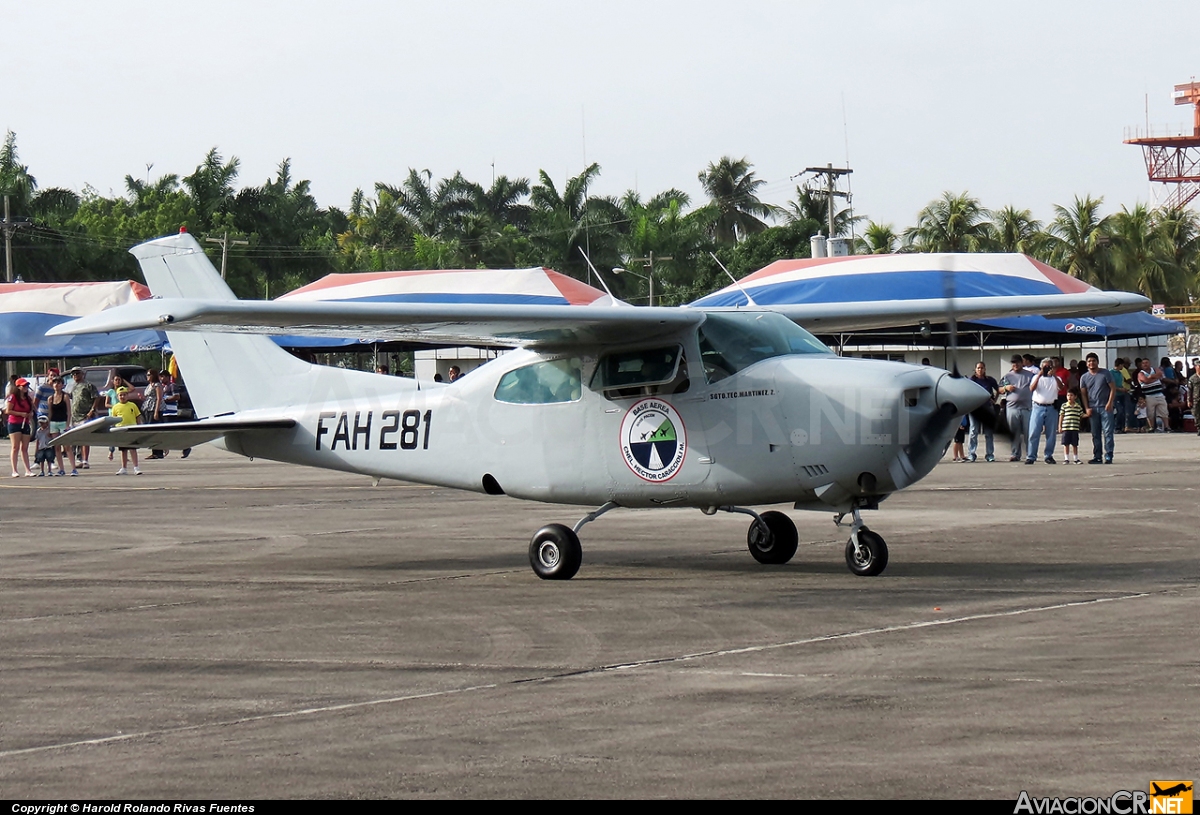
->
[942,255,998,430]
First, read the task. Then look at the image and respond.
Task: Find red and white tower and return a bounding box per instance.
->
[1125,80,1200,209]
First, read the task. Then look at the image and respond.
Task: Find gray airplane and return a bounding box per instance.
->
[51,233,1149,580]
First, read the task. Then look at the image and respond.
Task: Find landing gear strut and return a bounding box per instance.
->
[745,510,799,564]
[835,507,889,576]
[527,502,619,580]
[709,506,798,565]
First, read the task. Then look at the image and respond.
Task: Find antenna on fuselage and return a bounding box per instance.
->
[709,252,758,307]
[577,247,620,302]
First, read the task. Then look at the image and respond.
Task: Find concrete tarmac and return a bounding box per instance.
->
[1,433,1196,798]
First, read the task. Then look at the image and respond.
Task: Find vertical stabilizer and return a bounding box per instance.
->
[131,233,312,417]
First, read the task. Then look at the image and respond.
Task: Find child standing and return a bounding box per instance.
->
[1059,388,1084,464]
[952,415,968,462]
[110,387,143,475]
[33,416,56,475]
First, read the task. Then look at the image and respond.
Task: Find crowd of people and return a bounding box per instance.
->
[8,353,1197,478]
[4,365,193,478]
[955,353,1200,466]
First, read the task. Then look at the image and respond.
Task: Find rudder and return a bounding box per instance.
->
[131,233,312,417]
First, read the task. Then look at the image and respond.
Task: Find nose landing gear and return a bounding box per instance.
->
[835,507,889,576]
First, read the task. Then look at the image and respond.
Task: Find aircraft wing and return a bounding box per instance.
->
[754,292,1150,333]
[46,237,1150,346]
[46,289,1149,345]
[46,297,705,347]
[52,415,297,451]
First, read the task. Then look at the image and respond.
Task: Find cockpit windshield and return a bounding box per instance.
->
[697,311,832,383]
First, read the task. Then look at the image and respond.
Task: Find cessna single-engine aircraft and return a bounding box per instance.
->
[51,234,1149,580]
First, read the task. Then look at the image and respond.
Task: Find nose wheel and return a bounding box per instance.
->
[835,507,889,576]
[845,527,888,576]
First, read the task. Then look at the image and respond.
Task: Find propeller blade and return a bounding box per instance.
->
[970,402,999,430]
[942,257,960,378]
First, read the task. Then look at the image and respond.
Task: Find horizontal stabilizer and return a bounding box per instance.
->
[53,415,296,451]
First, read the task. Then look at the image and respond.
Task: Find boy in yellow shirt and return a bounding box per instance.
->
[111,387,143,475]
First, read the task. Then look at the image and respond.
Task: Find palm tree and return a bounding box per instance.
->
[529,163,623,279]
[697,156,777,244]
[377,169,475,239]
[1110,204,1172,301]
[182,148,240,229]
[989,206,1044,255]
[786,186,859,237]
[469,175,531,232]
[337,186,414,270]
[904,191,993,252]
[0,131,36,211]
[856,221,899,254]
[455,175,533,267]
[617,189,712,304]
[1152,207,1200,303]
[1044,195,1114,288]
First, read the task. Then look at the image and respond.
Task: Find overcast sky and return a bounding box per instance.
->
[8,1,1199,232]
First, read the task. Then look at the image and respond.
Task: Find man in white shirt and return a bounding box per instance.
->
[1026,357,1060,464]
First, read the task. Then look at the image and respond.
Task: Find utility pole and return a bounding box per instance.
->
[205,231,248,279]
[615,251,672,306]
[2,195,31,284]
[801,163,852,240]
[2,195,32,380]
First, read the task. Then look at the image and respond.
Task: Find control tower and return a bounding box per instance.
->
[1125,81,1200,209]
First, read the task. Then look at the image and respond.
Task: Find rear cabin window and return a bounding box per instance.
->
[494,358,583,404]
[697,311,831,383]
[590,345,689,399]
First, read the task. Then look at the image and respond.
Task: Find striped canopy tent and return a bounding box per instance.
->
[0,280,165,358]
[274,267,611,348]
[691,254,1181,341]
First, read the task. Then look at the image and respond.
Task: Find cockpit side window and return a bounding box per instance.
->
[698,312,832,383]
[494,358,583,404]
[590,345,690,400]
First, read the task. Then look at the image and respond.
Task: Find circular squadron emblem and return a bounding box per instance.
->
[620,398,687,482]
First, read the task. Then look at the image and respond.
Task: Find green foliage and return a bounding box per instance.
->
[856,221,898,254]
[2,129,1197,309]
[904,191,994,252]
[697,156,777,244]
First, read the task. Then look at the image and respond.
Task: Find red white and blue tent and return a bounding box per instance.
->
[0,280,165,358]
[274,267,611,347]
[281,267,609,307]
[691,254,1180,339]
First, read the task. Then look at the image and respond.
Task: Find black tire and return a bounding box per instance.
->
[528,523,583,580]
[746,511,799,565]
[845,528,888,576]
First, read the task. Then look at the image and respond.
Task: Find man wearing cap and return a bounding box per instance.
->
[110,387,143,475]
[1027,357,1060,464]
[1000,355,1033,462]
[68,368,100,469]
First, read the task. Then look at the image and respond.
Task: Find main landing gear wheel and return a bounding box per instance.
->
[528,523,583,580]
[746,511,799,565]
[845,528,888,577]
